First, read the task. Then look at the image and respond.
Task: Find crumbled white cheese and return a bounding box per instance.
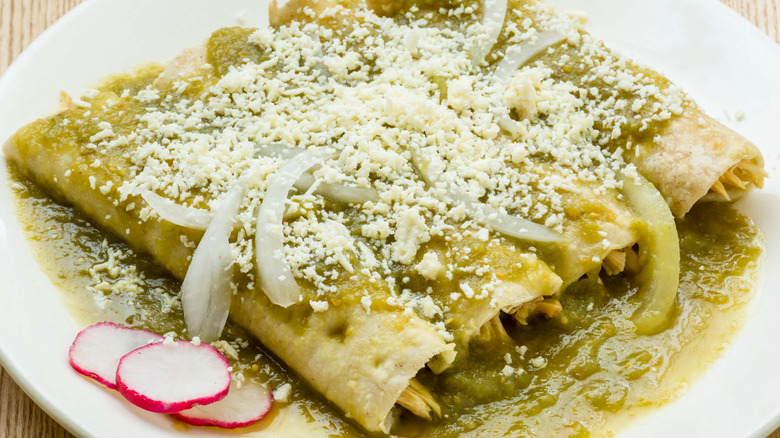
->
[310,300,329,312]
[460,282,475,299]
[504,70,539,120]
[361,295,373,314]
[416,251,444,280]
[211,340,239,360]
[530,356,548,369]
[80,1,685,323]
[273,383,292,403]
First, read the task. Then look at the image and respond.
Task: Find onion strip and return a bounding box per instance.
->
[256,143,377,204]
[448,187,562,243]
[294,173,379,204]
[622,174,680,335]
[492,31,566,83]
[492,31,566,136]
[141,190,213,230]
[181,172,254,342]
[254,143,305,160]
[470,0,507,66]
[412,150,563,244]
[255,149,330,307]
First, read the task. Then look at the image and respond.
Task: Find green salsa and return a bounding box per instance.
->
[9,169,763,437]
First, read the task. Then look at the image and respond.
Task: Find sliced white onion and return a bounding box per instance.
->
[255,149,330,307]
[412,150,562,244]
[141,190,213,230]
[496,113,523,137]
[470,0,508,67]
[254,143,306,160]
[256,143,377,204]
[622,174,680,335]
[447,186,562,243]
[491,31,566,136]
[294,173,379,205]
[181,173,252,342]
[492,31,566,83]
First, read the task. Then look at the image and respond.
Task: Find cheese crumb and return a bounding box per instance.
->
[273,383,292,403]
[416,251,444,280]
[310,300,329,312]
[530,356,548,369]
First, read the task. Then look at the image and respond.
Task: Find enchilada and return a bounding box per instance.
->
[1,0,768,434]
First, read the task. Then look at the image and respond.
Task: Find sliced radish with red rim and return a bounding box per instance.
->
[116,340,231,413]
[174,380,274,428]
[69,322,163,389]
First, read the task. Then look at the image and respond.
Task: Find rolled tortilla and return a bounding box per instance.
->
[270,0,641,287]
[629,109,765,217]
[414,234,562,351]
[406,166,639,354]
[149,28,567,372]
[495,1,766,217]
[3,99,450,433]
[3,57,566,434]
[230,273,450,432]
[547,181,638,286]
[5,24,579,429]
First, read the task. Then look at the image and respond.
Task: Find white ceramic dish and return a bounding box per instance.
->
[1,0,779,437]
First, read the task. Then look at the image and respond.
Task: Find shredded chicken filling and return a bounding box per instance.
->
[511,298,563,325]
[476,314,513,344]
[602,246,640,276]
[710,159,767,200]
[397,378,441,420]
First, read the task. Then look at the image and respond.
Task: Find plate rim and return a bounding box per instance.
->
[0,1,108,435]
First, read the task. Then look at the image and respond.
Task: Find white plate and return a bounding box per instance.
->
[1,0,779,437]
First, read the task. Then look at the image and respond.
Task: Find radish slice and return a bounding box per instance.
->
[256,149,330,307]
[140,190,213,230]
[173,380,274,428]
[116,341,231,414]
[181,171,254,343]
[470,0,507,66]
[69,322,163,389]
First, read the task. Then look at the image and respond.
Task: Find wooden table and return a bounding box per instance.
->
[1,0,779,436]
